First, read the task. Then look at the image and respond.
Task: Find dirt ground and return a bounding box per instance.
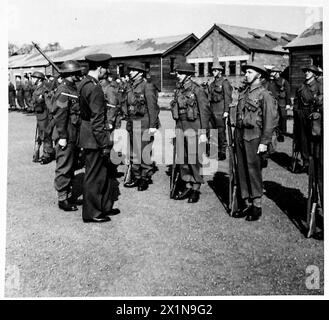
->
[5,107,324,297]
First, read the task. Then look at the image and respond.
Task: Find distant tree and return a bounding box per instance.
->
[16,43,34,55]
[8,43,19,56]
[44,42,62,52]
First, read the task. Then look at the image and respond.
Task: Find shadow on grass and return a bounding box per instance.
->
[263,180,314,237]
[207,171,230,214]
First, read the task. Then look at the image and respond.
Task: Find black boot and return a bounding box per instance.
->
[138,178,149,191]
[124,178,139,188]
[232,205,252,218]
[188,190,200,203]
[245,206,262,221]
[218,152,226,161]
[58,199,78,212]
[174,187,192,200]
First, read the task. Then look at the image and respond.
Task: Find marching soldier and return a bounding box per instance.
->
[123,62,160,191]
[15,75,26,111]
[208,59,233,160]
[170,63,212,203]
[8,76,16,111]
[52,60,83,212]
[77,53,119,223]
[265,66,292,142]
[294,65,323,173]
[31,71,55,164]
[232,62,279,221]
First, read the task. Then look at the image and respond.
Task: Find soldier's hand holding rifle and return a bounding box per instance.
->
[257,144,267,154]
[222,112,229,119]
[58,138,67,150]
[198,133,208,144]
[148,128,157,134]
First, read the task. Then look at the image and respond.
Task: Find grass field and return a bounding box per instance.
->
[5,108,324,297]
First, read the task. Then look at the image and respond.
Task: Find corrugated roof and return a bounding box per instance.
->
[9,34,195,68]
[284,21,322,48]
[216,24,297,52]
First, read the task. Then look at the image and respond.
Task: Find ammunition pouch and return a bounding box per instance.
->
[242,99,262,129]
[309,112,322,137]
[211,86,223,103]
[128,92,147,116]
[34,103,45,113]
[185,96,198,121]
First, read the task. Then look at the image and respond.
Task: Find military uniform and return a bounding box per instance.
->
[170,63,211,202]
[23,78,34,111]
[125,64,160,189]
[8,82,16,109]
[234,62,279,220]
[266,75,291,134]
[295,72,322,166]
[77,63,119,221]
[101,79,121,129]
[209,73,232,157]
[16,80,25,110]
[52,78,80,204]
[31,75,55,162]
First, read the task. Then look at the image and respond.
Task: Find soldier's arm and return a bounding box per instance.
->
[53,88,69,139]
[145,83,160,128]
[261,91,278,145]
[223,79,233,113]
[196,86,211,129]
[88,84,111,148]
[285,80,291,105]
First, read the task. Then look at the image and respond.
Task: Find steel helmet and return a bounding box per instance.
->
[31,71,45,80]
[59,60,83,74]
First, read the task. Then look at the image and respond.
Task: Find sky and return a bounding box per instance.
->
[8,0,323,49]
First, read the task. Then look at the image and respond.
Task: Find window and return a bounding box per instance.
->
[220,62,226,75]
[240,60,247,75]
[199,63,204,77]
[170,57,176,73]
[144,62,150,72]
[208,62,213,76]
[311,55,323,69]
[118,64,125,77]
[229,61,236,76]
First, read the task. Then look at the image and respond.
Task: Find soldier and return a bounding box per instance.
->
[23,74,34,113]
[265,66,292,142]
[8,76,16,111]
[232,62,279,221]
[31,71,55,164]
[123,62,160,191]
[208,59,233,160]
[294,65,323,173]
[77,53,119,223]
[52,60,83,212]
[15,75,25,111]
[100,71,121,130]
[170,63,212,203]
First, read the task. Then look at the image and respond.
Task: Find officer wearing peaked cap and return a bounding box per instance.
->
[233,62,279,221]
[77,53,120,223]
[170,62,212,203]
[123,61,160,191]
[208,58,233,160]
[52,60,83,212]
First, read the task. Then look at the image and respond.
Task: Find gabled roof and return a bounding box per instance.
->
[284,21,322,48]
[9,33,198,68]
[186,23,297,56]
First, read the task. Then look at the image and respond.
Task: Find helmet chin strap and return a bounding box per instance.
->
[130,71,142,82]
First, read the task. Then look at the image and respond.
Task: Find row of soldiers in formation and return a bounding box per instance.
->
[10,54,323,224]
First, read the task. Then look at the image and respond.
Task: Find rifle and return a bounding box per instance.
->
[226,116,241,216]
[61,92,115,109]
[306,155,319,238]
[123,162,133,184]
[170,137,181,199]
[32,42,61,74]
[32,123,40,162]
